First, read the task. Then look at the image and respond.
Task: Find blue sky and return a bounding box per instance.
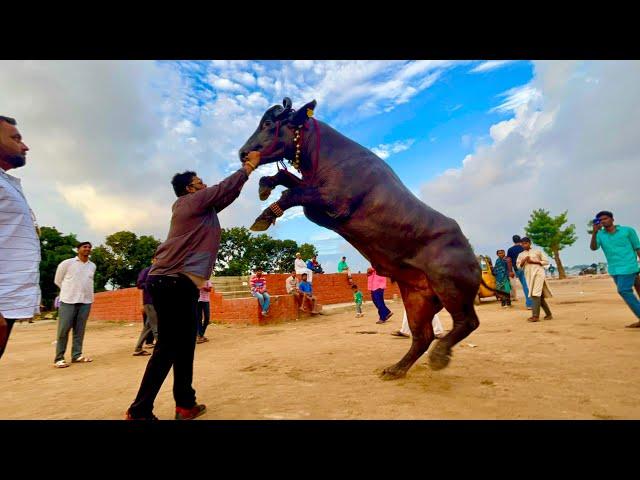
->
[2,60,638,273]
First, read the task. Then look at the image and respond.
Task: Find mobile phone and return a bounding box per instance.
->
[593,218,601,225]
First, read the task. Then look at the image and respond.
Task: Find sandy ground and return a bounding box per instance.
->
[1,275,639,420]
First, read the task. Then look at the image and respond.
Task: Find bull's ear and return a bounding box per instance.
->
[290,100,317,126]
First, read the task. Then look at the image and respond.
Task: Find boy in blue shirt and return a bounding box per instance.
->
[298,273,319,313]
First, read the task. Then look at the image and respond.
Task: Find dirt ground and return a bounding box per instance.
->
[1,275,639,420]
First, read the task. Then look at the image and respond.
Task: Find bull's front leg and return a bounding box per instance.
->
[250,186,322,231]
[258,169,303,201]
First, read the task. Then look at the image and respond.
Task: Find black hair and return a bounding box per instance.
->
[595,211,613,220]
[171,171,197,197]
[0,116,17,125]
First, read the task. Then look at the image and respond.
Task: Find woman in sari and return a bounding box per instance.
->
[493,249,513,307]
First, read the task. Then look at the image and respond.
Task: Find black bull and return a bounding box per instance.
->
[239,98,481,379]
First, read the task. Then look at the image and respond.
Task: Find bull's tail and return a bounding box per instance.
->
[479,277,509,297]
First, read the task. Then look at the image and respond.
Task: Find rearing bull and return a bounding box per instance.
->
[239,97,480,379]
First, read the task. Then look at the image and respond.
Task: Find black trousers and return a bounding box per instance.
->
[0,318,16,360]
[129,275,199,416]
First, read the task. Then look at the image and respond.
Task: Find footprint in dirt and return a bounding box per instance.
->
[239,363,273,372]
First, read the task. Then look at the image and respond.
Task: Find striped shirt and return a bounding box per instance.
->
[198,280,213,302]
[0,167,41,319]
[250,274,267,294]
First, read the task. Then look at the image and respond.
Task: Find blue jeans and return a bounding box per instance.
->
[371,289,391,320]
[55,302,92,362]
[253,291,270,313]
[612,274,640,319]
[515,269,532,308]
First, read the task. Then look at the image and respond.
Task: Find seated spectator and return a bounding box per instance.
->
[250,268,270,316]
[298,273,319,314]
[307,255,324,274]
[295,252,313,283]
[285,270,303,313]
[337,256,353,284]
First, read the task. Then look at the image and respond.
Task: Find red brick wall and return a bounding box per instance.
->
[89,273,401,325]
[265,273,400,303]
[89,288,143,323]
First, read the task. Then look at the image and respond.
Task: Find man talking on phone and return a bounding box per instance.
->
[590,210,640,328]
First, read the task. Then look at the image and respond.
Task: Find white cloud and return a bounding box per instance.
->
[0,60,462,254]
[292,60,314,71]
[208,74,246,92]
[234,71,257,87]
[57,183,167,233]
[310,231,340,241]
[470,60,515,73]
[491,84,542,113]
[279,206,305,222]
[420,60,640,266]
[173,119,194,135]
[371,139,416,160]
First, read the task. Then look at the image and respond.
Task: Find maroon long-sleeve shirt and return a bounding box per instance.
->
[149,168,249,282]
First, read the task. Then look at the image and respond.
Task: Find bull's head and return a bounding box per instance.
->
[239,97,317,166]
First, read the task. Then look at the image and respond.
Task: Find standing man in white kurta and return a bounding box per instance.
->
[516,237,553,323]
[294,252,313,283]
[53,242,96,367]
[0,115,41,360]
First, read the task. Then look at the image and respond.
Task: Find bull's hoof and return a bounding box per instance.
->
[428,341,452,371]
[258,185,273,201]
[258,177,274,201]
[250,217,274,231]
[379,365,407,381]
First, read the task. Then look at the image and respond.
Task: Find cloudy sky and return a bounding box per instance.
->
[1,60,638,272]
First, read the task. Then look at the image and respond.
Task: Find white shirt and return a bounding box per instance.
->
[294,258,308,274]
[285,276,298,294]
[0,167,41,319]
[55,257,96,304]
[294,257,313,282]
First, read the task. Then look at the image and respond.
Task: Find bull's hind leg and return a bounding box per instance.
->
[380,283,442,380]
[428,276,479,371]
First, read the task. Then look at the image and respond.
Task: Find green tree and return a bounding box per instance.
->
[586,219,595,235]
[525,209,577,279]
[90,245,113,292]
[298,243,318,263]
[216,227,253,276]
[38,226,79,309]
[214,227,319,275]
[273,239,299,273]
[94,231,161,289]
